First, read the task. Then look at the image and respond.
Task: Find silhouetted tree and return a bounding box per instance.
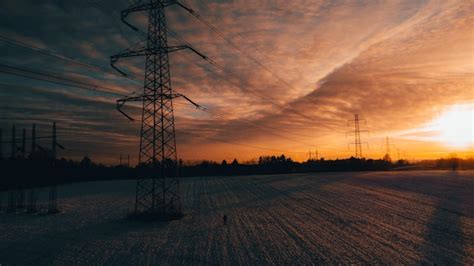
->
[80,156,92,168]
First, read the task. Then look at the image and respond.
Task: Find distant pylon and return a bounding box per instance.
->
[384,136,391,161]
[347,114,369,158]
[354,115,362,158]
[111,0,208,219]
[308,149,319,161]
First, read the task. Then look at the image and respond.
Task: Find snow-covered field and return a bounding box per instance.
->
[1,171,473,265]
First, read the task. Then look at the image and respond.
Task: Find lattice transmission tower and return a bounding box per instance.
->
[384,136,396,162]
[111,0,206,219]
[347,114,369,158]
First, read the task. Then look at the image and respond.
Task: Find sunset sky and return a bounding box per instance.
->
[0,0,472,165]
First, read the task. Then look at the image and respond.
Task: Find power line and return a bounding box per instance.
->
[105,0,329,125]
[176,3,283,82]
[86,2,327,125]
[0,34,142,84]
[176,3,321,108]
[0,117,333,160]
[0,3,342,160]
[188,132,308,155]
[0,64,338,151]
[197,106,330,147]
[3,2,332,129]
[0,62,340,151]
[167,28,323,123]
[0,63,124,97]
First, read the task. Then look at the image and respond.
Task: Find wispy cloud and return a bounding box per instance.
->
[0,0,472,163]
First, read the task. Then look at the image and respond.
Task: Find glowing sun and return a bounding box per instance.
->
[431,104,473,149]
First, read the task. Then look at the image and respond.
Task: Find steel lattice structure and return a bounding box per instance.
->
[353,114,363,158]
[347,114,369,159]
[111,0,205,218]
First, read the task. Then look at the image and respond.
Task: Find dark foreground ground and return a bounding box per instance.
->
[0,170,473,264]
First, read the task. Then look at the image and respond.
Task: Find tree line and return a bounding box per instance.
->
[1,154,471,190]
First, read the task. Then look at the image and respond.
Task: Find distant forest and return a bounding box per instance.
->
[1,154,472,190]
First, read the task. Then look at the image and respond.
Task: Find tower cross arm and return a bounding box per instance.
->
[116,93,203,121]
[110,46,148,76]
[166,45,207,60]
[120,2,156,31]
[121,1,181,31]
[111,45,207,77]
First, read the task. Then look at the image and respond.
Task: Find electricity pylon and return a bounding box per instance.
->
[347,114,369,158]
[308,149,319,161]
[384,136,391,161]
[384,136,396,162]
[111,0,206,219]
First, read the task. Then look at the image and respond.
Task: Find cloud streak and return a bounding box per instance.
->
[0,0,472,163]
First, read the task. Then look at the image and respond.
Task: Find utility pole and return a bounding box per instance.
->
[0,128,3,159]
[27,124,38,212]
[11,125,16,159]
[7,125,16,212]
[48,122,58,213]
[21,128,26,158]
[31,124,36,155]
[52,122,56,161]
[127,155,130,167]
[347,114,369,159]
[18,128,26,209]
[308,149,312,161]
[111,0,207,219]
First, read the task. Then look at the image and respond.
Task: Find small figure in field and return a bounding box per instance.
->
[223,214,227,226]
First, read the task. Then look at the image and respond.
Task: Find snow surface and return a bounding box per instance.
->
[0,170,473,265]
